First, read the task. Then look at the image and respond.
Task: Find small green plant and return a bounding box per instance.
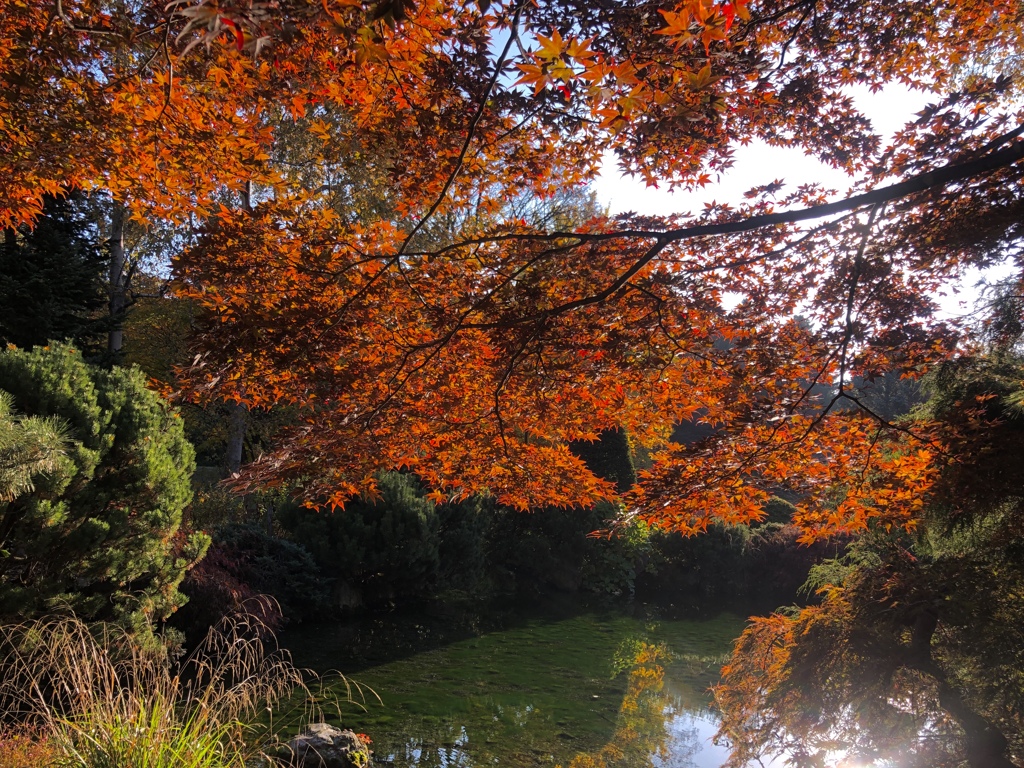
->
[0,614,333,768]
[53,699,242,768]
[350,745,370,768]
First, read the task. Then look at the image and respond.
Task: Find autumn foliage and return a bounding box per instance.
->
[2,0,1023,538]
[4,0,1024,764]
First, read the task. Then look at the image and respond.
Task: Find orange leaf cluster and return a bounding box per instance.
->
[3,0,1022,543]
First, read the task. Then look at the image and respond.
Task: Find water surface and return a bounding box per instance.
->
[282,601,745,768]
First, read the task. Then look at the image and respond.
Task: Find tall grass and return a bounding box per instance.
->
[0,612,332,768]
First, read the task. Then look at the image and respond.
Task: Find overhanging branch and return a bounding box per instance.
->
[408,127,1024,259]
[420,127,1024,329]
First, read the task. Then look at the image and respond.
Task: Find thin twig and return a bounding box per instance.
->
[837,203,881,392]
[396,1,527,256]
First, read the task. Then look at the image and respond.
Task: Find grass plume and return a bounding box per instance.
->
[0,612,332,767]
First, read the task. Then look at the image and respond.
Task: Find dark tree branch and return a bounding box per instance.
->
[838,204,881,391]
[407,127,1024,259]
[396,1,527,256]
[431,128,1024,332]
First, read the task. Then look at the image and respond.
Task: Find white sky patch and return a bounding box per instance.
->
[594,83,932,215]
[593,84,1014,319]
[934,260,1019,319]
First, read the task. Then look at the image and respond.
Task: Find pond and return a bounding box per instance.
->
[280,600,747,768]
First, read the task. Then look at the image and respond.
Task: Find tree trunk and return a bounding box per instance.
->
[224,182,254,478]
[909,610,1017,768]
[106,203,127,356]
[225,403,247,476]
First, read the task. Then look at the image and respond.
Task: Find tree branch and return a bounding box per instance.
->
[407,126,1024,259]
[396,2,527,256]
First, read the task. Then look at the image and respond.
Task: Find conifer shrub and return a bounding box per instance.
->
[174,522,330,643]
[0,344,207,636]
[569,428,638,493]
[636,524,752,604]
[435,494,491,594]
[279,471,442,605]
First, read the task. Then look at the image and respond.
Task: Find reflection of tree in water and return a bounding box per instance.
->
[389,724,475,768]
[650,712,700,768]
[559,643,702,768]
[380,708,558,767]
[336,619,734,768]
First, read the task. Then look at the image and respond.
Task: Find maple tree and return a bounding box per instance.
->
[714,345,1024,768]
[2,0,1021,532]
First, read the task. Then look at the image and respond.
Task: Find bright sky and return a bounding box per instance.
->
[592,84,1015,320]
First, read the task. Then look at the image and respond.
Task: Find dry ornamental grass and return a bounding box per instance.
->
[0,612,354,768]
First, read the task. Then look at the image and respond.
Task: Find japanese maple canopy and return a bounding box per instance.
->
[2,0,1022,536]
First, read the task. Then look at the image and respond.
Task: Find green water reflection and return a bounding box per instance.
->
[281,603,744,768]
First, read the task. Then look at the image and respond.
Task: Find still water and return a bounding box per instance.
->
[281,602,746,768]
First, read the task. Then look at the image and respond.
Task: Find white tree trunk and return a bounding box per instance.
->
[107,203,127,355]
[225,183,254,477]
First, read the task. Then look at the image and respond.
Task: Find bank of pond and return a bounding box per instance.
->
[172,470,836,648]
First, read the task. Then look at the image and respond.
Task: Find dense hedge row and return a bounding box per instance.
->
[174,432,828,635]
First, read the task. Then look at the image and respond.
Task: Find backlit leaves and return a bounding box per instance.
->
[2,0,1023,549]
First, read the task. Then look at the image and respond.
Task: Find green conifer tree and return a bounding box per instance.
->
[0,344,207,636]
[0,193,110,353]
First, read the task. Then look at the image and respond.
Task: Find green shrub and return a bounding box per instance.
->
[637,524,752,604]
[280,472,442,605]
[743,523,847,608]
[569,428,637,492]
[0,344,207,635]
[181,524,327,630]
[759,496,797,525]
[486,429,642,597]
[581,511,654,597]
[436,494,492,594]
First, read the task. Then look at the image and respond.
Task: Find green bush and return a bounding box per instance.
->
[581,510,654,598]
[569,428,637,493]
[280,472,442,605]
[759,496,797,525]
[483,429,642,597]
[0,344,207,634]
[210,523,328,620]
[436,494,491,594]
[484,504,601,594]
[637,524,752,604]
